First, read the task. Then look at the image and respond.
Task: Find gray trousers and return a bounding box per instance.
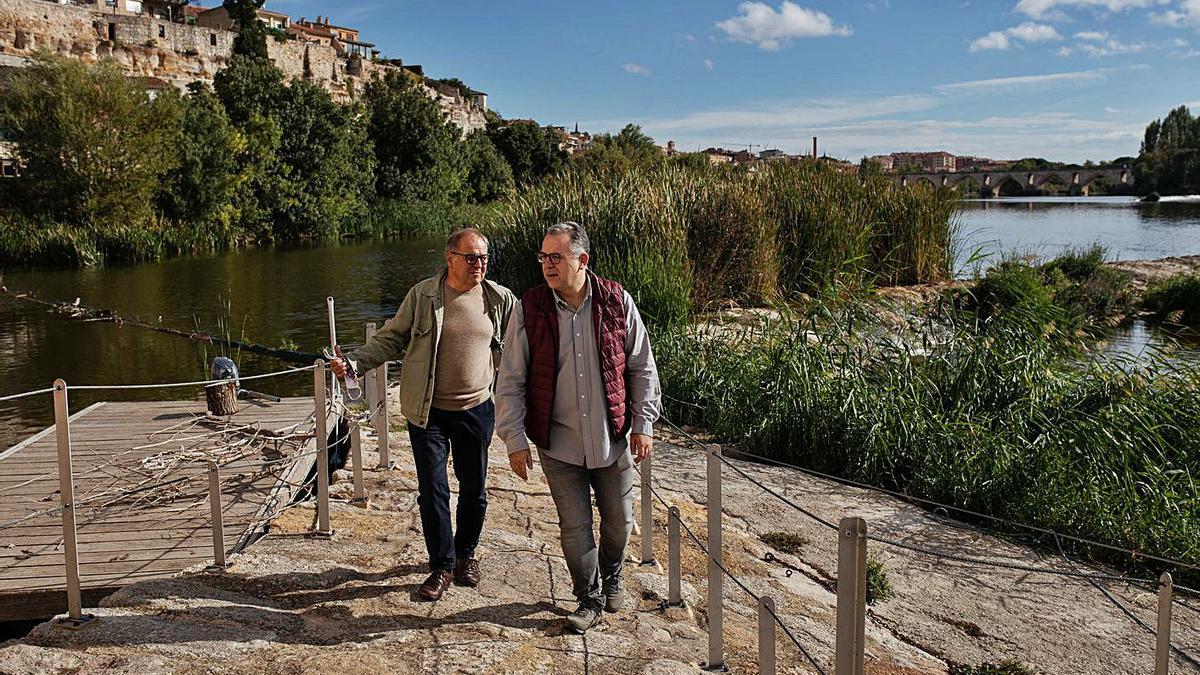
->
[540,452,635,609]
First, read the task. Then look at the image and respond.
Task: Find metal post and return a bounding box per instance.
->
[668,506,684,608]
[52,380,93,629]
[365,322,391,469]
[312,360,333,537]
[639,452,655,566]
[349,423,368,508]
[1157,572,1173,675]
[703,448,727,672]
[835,517,867,675]
[758,596,777,675]
[326,297,340,405]
[206,462,229,570]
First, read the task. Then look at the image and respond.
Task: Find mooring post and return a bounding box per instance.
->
[835,516,868,675]
[667,506,684,609]
[326,297,341,406]
[758,596,777,675]
[349,423,367,507]
[52,380,93,629]
[639,452,656,567]
[703,447,727,672]
[206,462,229,570]
[365,322,391,469]
[312,360,333,537]
[1157,571,1174,675]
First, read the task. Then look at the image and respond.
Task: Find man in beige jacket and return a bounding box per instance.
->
[332,228,516,601]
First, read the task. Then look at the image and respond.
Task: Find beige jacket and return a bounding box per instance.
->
[349,270,517,429]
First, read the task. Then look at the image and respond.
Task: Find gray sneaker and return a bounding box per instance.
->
[602,578,624,613]
[566,603,603,633]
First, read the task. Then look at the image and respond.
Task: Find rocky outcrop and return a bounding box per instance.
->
[2,384,1197,673]
[0,0,487,133]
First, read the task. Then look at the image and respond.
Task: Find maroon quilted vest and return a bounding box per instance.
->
[522,271,629,450]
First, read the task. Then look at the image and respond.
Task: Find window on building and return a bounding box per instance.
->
[108,23,116,41]
[209,33,217,46]
[158,25,165,38]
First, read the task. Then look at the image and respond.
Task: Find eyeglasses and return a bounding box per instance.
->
[536,252,573,265]
[449,251,489,266]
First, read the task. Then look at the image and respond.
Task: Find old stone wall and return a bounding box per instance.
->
[0,0,488,132]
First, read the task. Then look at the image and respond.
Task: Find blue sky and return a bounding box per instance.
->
[271,0,1200,162]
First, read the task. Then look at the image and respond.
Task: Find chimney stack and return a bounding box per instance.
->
[812,136,818,159]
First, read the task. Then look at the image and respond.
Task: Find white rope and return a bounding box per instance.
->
[0,387,57,403]
[68,364,319,391]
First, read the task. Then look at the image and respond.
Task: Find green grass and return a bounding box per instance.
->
[866,555,893,605]
[760,532,807,556]
[949,661,1035,675]
[655,293,1200,574]
[1143,271,1200,323]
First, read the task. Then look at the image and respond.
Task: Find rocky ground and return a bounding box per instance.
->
[3,405,1199,675]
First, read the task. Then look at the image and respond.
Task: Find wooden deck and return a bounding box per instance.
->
[0,397,322,621]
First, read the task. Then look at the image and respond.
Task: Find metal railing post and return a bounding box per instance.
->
[703,448,727,672]
[312,360,333,537]
[667,506,684,609]
[1157,572,1173,675]
[206,462,229,570]
[350,423,368,508]
[639,452,655,566]
[758,596,777,675]
[835,516,867,675]
[326,296,339,405]
[365,322,391,469]
[52,380,93,629]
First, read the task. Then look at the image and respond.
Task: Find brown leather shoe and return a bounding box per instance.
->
[417,570,453,601]
[454,558,481,587]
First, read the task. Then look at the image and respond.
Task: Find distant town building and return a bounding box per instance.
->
[891,151,956,172]
[196,5,291,32]
[294,16,374,58]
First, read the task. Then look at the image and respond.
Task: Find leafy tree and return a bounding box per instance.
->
[0,54,180,228]
[158,83,243,232]
[462,129,514,202]
[487,119,567,184]
[670,152,713,171]
[1137,105,1200,195]
[268,81,375,237]
[213,54,284,125]
[364,70,465,203]
[574,123,663,173]
[858,156,885,178]
[223,0,268,59]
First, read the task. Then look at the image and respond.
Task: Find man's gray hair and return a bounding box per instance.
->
[445,227,488,253]
[544,221,590,255]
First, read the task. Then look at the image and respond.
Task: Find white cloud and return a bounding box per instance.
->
[1074,37,1145,55]
[704,58,715,71]
[1015,0,1161,20]
[1151,0,1200,29]
[937,65,1145,92]
[627,95,939,134]
[969,22,1061,51]
[970,31,1011,51]
[715,1,852,51]
[1075,30,1110,40]
[623,63,652,76]
[1105,106,1125,112]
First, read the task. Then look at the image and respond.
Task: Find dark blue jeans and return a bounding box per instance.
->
[408,399,494,572]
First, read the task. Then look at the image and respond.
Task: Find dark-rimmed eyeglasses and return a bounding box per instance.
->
[536,252,573,265]
[449,251,489,266]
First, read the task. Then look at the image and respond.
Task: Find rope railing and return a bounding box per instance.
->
[650,410,1195,673]
[0,387,57,403]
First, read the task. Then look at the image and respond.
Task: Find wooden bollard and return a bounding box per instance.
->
[52,380,94,629]
[311,360,333,538]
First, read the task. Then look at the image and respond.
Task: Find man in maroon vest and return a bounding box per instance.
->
[495,221,662,634]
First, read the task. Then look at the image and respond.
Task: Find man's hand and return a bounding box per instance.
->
[329,345,349,378]
[509,449,534,481]
[631,433,652,464]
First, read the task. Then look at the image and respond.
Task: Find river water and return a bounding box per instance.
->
[3,197,1200,446]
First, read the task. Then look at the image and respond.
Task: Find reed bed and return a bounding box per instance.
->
[485,162,960,325]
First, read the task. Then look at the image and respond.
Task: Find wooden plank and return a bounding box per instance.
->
[0,403,106,462]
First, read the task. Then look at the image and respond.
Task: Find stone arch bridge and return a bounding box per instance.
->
[889,167,1133,197]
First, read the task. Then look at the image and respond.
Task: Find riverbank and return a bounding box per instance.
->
[2,410,1195,673]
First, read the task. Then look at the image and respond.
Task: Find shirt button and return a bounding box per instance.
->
[577,353,582,358]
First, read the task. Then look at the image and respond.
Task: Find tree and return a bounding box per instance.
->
[158,83,243,232]
[213,54,284,125]
[0,54,180,228]
[223,0,268,59]
[1137,106,1200,195]
[364,71,466,203]
[462,129,514,202]
[574,123,663,174]
[487,119,567,184]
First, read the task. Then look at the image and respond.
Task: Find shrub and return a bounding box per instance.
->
[1144,272,1200,323]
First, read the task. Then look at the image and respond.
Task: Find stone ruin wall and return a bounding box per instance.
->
[0,0,487,134]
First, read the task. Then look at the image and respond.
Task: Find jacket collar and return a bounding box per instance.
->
[424,268,504,309]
